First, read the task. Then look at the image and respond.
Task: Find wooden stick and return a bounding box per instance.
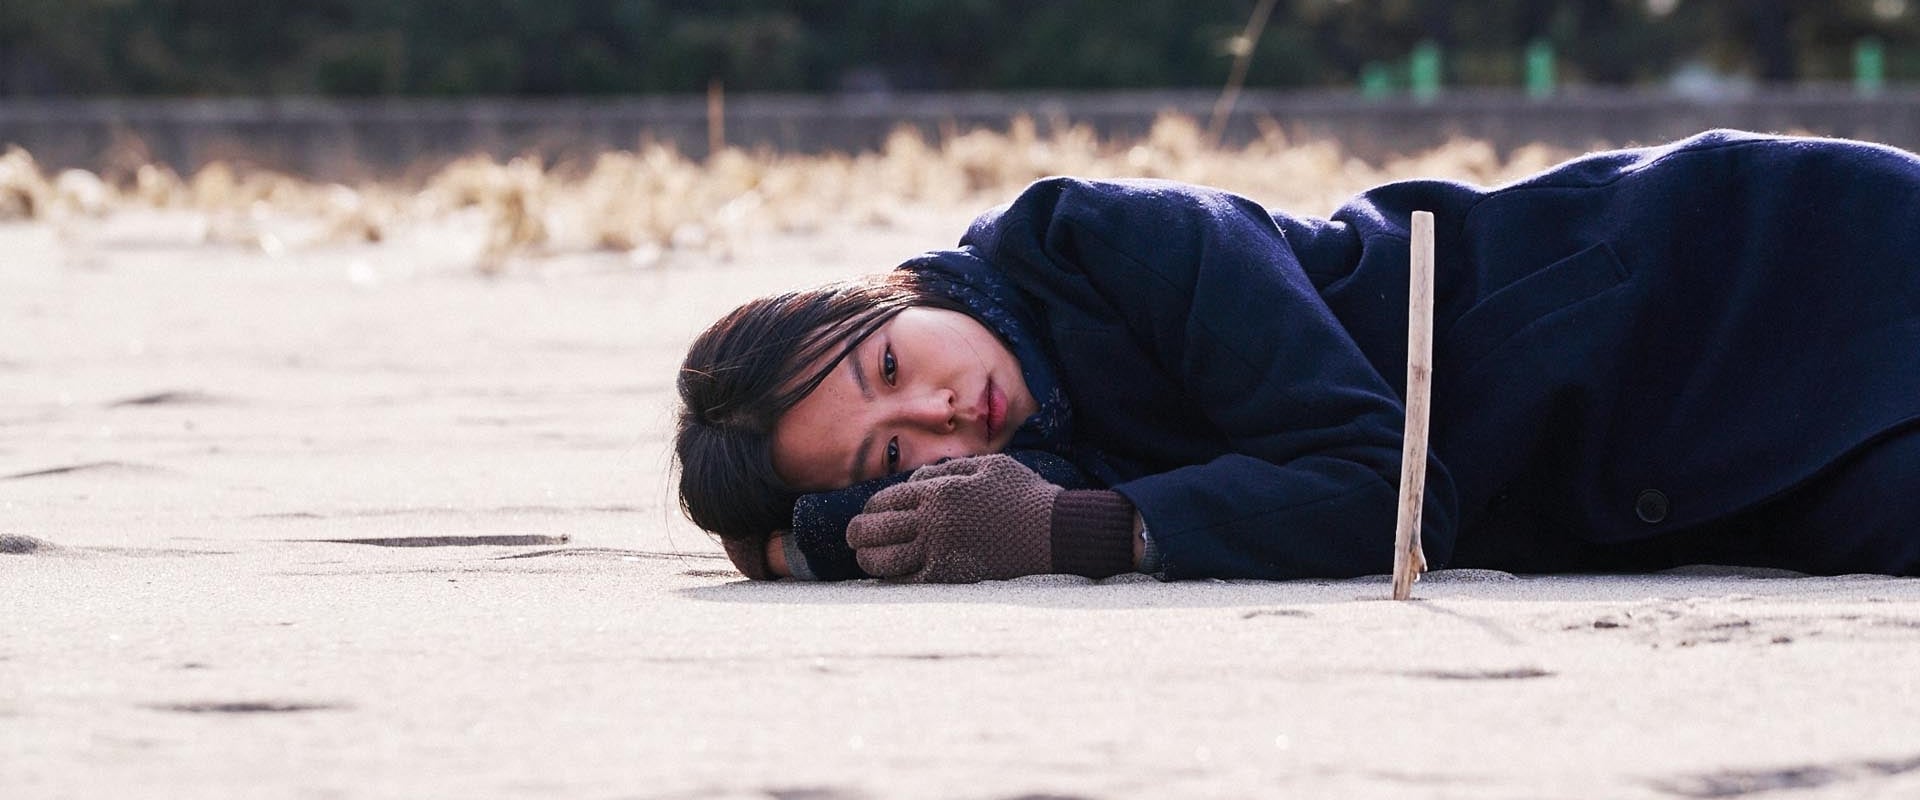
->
[1392,210,1436,601]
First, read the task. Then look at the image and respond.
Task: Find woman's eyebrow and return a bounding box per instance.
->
[849,344,875,400]
[847,353,876,484]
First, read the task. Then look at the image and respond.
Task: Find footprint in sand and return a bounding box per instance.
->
[0,534,58,554]
[1566,598,1920,648]
[106,390,232,408]
[1241,608,1314,619]
[1,535,229,558]
[763,788,869,800]
[495,546,725,561]
[292,534,573,547]
[1405,667,1555,681]
[148,701,346,714]
[1650,752,1920,797]
[2,461,176,480]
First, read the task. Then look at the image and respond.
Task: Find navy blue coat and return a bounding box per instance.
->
[953,130,1920,580]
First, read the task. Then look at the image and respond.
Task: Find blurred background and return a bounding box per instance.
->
[4,0,1914,96]
[4,0,1920,269]
[3,0,1918,178]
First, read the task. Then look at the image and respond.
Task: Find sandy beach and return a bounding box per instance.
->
[6,201,1920,800]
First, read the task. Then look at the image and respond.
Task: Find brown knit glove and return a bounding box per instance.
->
[846,454,1136,583]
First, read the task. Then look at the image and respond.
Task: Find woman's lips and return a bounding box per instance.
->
[985,380,1007,443]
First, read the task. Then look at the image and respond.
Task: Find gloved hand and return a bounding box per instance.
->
[846,454,1137,583]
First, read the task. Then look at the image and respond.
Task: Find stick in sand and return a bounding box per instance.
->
[1392,210,1436,601]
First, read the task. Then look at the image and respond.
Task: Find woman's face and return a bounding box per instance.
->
[771,307,1038,491]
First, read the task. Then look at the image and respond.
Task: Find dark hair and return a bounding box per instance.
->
[674,272,966,547]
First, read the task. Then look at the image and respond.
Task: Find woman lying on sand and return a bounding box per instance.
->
[676,129,1920,583]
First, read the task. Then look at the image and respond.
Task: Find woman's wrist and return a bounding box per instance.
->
[765,533,791,578]
[1047,490,1138,578]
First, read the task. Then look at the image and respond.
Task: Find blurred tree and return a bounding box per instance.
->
[0,0,1913,96]
[1748,0,1799,83]
[0,0,119,94]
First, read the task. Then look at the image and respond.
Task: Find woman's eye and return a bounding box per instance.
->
[881,346,897,386]
[885,437,901,472]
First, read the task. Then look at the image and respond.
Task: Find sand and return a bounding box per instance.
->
[5,207,1920,800]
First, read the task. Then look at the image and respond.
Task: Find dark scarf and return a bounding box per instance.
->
[787,248,1100,580]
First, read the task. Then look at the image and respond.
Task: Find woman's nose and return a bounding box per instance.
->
[898,389,956,431]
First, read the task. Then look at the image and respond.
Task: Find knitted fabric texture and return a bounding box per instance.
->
[848,454,1061,583]
[1048,490,1138,578]
[788,448,1094,580]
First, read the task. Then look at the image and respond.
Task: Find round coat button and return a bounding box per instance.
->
[1635,490,1669,523]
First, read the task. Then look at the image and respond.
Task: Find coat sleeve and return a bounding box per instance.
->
[963,177,1457,579]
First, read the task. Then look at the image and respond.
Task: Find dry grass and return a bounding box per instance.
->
[0,114,1579,272]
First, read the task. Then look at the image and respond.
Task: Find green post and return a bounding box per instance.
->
[1360,61,1394,100]
[1855,37,1885,96]
[1410,40,1442,103]
[1525,39,1555,99]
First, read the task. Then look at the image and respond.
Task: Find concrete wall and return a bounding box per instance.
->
[4,89,1920,180]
